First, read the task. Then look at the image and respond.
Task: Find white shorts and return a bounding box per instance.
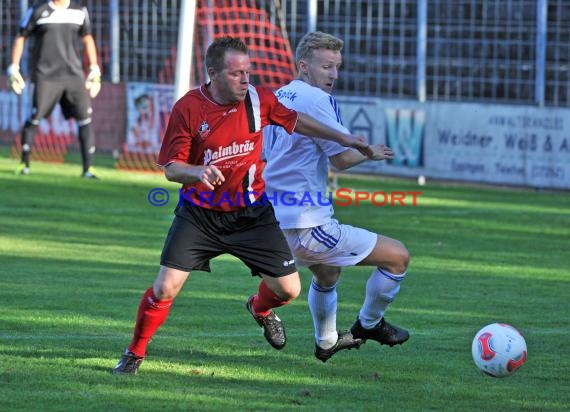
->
[282,219,377,267]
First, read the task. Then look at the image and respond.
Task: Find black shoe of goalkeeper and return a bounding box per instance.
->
[351,317,409,347]
[81,167,99,179]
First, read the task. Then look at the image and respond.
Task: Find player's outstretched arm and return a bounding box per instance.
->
[294,112,373,158]
[330,144,394,171]
[164,161,225,190]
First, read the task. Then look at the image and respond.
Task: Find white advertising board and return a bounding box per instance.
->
[337,97,570,189]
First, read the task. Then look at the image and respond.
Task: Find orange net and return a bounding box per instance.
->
[11,122,73,165]
[192,0,295,88]
[116,0,295,172]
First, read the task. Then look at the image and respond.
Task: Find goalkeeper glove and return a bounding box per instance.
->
[85,64,101,98]
[7,64,25,95]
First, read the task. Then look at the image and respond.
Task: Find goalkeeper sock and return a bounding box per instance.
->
[250,281,290,316]
[127,287,173,357]
[21,121,38,167]
[78,122,95,172]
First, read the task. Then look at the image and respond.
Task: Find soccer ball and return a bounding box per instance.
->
[471,323,527,378]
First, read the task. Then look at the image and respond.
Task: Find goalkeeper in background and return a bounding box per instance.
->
[7,0,102,179]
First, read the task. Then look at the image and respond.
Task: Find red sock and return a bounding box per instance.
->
[127,287,173,356]
[251,281,290,317]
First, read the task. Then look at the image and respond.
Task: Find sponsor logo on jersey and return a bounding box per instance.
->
[203,140,255,165]
[275,89,297,102]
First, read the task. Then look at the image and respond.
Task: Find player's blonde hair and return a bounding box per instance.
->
[295,31,344,63]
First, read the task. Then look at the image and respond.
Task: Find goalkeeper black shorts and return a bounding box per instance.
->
[31,77,91,121]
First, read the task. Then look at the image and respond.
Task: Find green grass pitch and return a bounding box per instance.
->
[0,154,568,411]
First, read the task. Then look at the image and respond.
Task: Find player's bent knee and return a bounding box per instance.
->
[153,284,179,300]
[263,271,301,301]
[393,250,410,275]
[387,243,410,275]
[400,245,411,271]
[290,284,302,300]
[310,265,341,286]
[278,284,301,301]
[276,277,302,301]
[153,267,190,299]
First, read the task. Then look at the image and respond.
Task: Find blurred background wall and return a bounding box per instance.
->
[1,1,569,187]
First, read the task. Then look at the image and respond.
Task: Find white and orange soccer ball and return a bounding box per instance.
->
[471,323,527,378]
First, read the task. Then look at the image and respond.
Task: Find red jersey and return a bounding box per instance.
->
[158,83,298,211]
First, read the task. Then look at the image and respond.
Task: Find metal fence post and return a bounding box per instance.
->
[535,0,547,106]
[18,0,29,76]
[417,0,427,102]
[20,0,28,17]
[174,0,197,100]
[109,0,120,83]
[307,0,317,34]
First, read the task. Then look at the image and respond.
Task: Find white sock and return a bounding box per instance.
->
[308,278,338,349]
[358,268,406,329]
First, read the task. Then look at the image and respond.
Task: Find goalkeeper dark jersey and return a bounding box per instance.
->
[19,1,92,82]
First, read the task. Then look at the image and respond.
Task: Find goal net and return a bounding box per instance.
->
[117,0,296,172]
[11,126,73,165]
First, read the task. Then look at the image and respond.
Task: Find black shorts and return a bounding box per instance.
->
[160,201,297,277]
[31,78,92,121]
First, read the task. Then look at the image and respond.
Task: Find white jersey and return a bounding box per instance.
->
[263,80,348,229]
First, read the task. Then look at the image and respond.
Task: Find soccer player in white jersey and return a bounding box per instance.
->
[263,32,411,362]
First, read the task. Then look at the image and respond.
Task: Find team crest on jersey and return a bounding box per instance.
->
[198,121,210,138]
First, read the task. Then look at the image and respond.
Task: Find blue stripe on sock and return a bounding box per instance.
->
[378,268,406,282]
[311,278,338,293]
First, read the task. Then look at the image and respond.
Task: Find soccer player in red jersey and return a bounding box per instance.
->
[112,36,372,374]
